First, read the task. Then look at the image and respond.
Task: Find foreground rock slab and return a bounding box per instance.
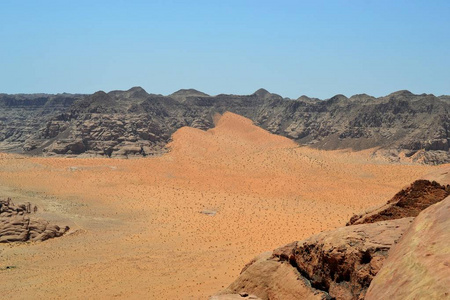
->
[366,197,450,300]
[0,198,69,243]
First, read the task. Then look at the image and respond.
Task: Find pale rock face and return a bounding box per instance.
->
[365,197,450,300]
[275,218,414,300]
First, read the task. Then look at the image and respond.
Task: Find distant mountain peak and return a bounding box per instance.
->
[125,86,149,98]
[90,90,109,100]
[387,90,414,98]
[253,88,270,97]
[297,95,320,103]
[128,86,147,93]
[171,88,208,96]
[169,89,209,102]
[331,94,348,99]
[326,94,348,103]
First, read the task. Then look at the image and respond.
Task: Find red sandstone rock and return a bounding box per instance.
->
[273,218,413,300]
[0,198,69,243]
[215,252,327,300]
[365,197,450,300]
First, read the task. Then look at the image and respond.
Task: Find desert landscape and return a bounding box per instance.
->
[2,2,449,299]
[0,112,444,299]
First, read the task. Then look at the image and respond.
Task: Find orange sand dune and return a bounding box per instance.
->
[0,112,440,299]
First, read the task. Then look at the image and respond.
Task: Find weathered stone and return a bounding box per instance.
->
[366,197,450,300]
[273,218,414,300]
[0,198,69,243]
[216,252,327,300]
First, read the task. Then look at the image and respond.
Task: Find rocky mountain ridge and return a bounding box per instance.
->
[1,87,449,163]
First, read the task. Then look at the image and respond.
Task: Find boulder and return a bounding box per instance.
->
[45,139,86,154]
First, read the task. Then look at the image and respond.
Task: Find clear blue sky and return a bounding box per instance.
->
[0,0,449,99]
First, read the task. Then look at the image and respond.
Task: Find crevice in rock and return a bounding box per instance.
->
[276,251,335,299]
[360,251,372,264]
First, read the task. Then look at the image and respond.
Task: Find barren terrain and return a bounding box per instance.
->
[0,112,438,299]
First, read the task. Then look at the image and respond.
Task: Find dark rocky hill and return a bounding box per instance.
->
[0,87,449,163]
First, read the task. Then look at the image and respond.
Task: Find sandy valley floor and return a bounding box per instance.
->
[0,112,438,299]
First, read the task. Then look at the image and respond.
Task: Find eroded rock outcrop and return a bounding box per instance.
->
[0,198,69,243]
[347,180,450,225]
[273,218,413,300]
[365,197,450,300]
